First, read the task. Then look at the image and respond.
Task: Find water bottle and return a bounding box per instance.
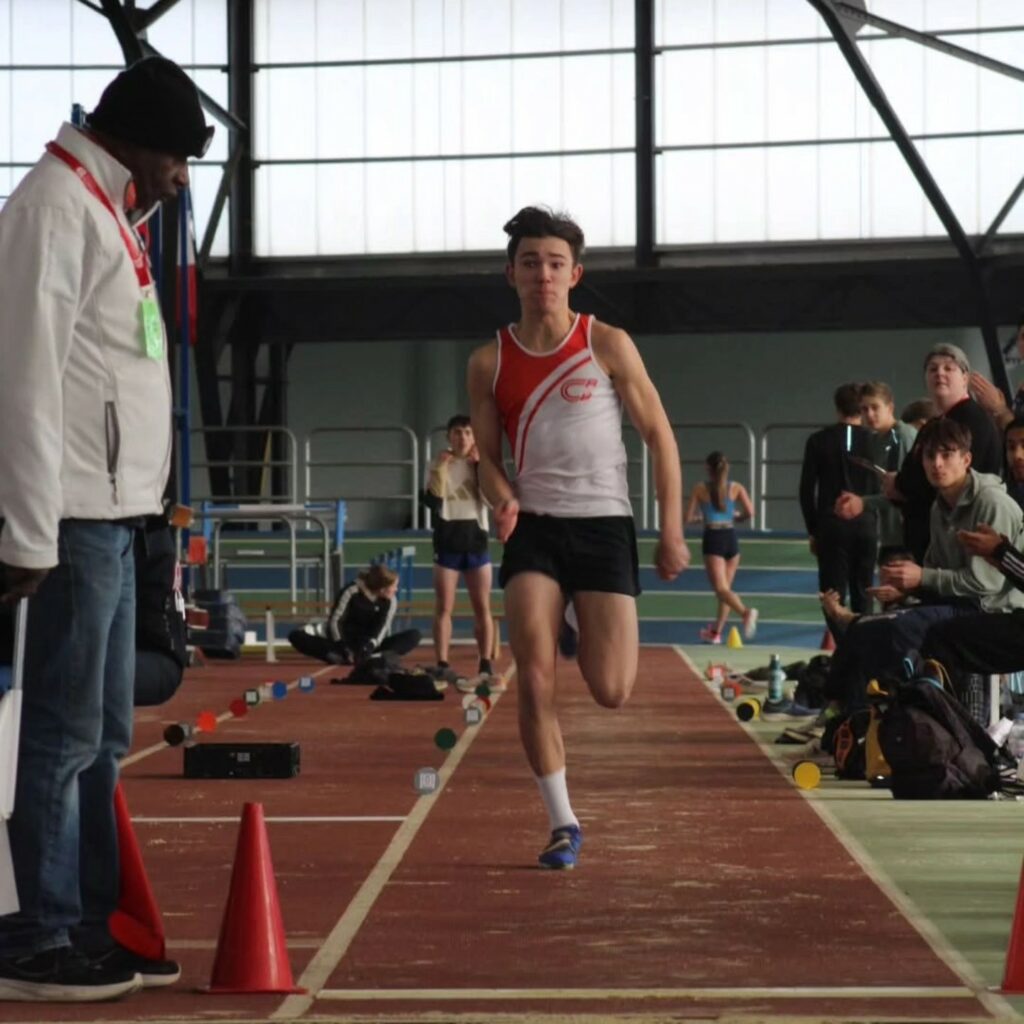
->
[1006,714,1024,762]
[768,653,785,703]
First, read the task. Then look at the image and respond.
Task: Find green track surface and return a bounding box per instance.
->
[677,643,1024,1014]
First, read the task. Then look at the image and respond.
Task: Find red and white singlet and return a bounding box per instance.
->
[492,312,631,517]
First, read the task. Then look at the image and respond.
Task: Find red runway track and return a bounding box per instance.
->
[4,646,1003,1023]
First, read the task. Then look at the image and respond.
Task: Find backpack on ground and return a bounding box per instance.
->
[877,673,1000,799]
[829,709,870,780]
[794,654,831,710]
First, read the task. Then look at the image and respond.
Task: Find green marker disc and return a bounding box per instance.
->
[434,727,457,751]
[474,682,491,698]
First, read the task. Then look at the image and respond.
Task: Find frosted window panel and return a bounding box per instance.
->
[922,137,980,233]
[313,163,366,254]
[0,1,9,62]
[922,0,988,31]
[561,0,632,50]
[979,135,1024,235]
[255,165,317,255]
[365,162,416,252]
[610,151,634,243]
[869,144,926,238]
[511,0,563,54]
[70,5,123,66]
[0,72,9,162]
[766,0,819,39]
[366,65,415,158]
[712,0,767,45]
[656,150,715,245]
[609,53,634,147]
[412,161,446,251]
[460,0,511,55]
[256,69,317,160]
[657,0,713,47]
[439,63,466,154]
[818,144,863,239]
[714,148,766,242]
[510,58,562,152]
[713,48,766,145]
[921,46,978,135]
[254,0,316,65]
[315,0,366,62]
[315,68,367,158]
[563,56,633,151]
[11,0,68,64]
[863,38,925,136]
[976,34,1024,134]
[412,0,444,59]
[189,163,230,257]
[462,62,513,154]
[561,153,634,248]
[462,159,514,250]
[511,155,564,220]
[866,0,925,30]
[192,69,229,162]
[366,0,416,60]
[766,44,817,143]
[818,43,860,139]
[657,51,713,148]
[442,161,466,249]
[12,73,72,160]
[975,0,1024,29]
[766,146,818,240]
[146,0,227,66]
[412,64,442,155]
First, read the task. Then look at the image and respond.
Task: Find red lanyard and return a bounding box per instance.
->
[45,141,153,290]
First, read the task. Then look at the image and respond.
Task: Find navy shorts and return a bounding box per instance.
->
[499,512,640,597]
[702,527,739,560]
[434,549,491,572]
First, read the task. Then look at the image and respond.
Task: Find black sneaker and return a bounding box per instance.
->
[87,945,180,988]
[0,946,142,1002]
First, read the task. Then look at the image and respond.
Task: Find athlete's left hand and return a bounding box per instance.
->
[655,534,690,580]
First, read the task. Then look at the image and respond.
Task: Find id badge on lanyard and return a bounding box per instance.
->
[46,141,163,361]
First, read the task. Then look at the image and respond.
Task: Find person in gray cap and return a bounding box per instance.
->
[0,56,210,1001]
[886,342,1002,561]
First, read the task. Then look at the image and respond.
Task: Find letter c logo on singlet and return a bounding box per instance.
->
[560,378,598,403]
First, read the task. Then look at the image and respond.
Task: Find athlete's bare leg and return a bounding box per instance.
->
[463,563,494,664]
[432,565,458,663]
[705,554,746,634]
[574,591,639,707]
[505,572,564,776]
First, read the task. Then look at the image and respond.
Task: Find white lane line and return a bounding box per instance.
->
[132,816,405,824]
[673,646,1017,1021]
[270,666,516,1021]
[316,984,977,1002]
[121,663,335,769]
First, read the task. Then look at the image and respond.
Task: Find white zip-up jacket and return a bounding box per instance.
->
[0,123,172,569]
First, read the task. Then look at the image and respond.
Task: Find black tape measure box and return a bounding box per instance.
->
[183,742,300,779]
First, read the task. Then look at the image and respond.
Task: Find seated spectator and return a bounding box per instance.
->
[1004,416,1024,511]
[817,417,1024,714]
[968,312,1024,430]
[289,564,420,665]
[134,515,187,706]
[900,397,937,431]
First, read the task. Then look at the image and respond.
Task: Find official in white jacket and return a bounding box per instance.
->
[0,57,211,1002]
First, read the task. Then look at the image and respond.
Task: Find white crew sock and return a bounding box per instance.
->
[535,767,579,831]
[564,601,578,631]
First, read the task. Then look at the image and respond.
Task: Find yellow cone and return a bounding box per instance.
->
[726,626,743,649]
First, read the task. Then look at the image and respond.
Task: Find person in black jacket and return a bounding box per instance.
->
[133,515,187,706]
[799,382,878,615]
[288,563,420,665]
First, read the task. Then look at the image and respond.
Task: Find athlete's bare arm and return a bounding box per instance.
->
[733,482,754,523]
[685,482,706,524]
[592,322,689,580]
[467,342,519,541]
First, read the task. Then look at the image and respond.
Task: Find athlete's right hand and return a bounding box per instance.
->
[493,499,519,543]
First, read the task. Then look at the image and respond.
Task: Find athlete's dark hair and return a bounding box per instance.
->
[503,205,585,264]
[859,380,894,406]
[446,414,471,432]
[834,382,863,418]
[901,397,937,425]
[705,450,729,512]
[917,417,971,456]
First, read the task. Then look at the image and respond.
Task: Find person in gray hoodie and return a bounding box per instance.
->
[820,417,1024,711]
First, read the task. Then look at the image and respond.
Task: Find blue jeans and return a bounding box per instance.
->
[0,520,136,956]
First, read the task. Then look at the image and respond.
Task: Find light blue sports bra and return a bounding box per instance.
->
[700,484,735,527]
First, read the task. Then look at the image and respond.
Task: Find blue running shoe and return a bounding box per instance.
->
[538,824,583,870]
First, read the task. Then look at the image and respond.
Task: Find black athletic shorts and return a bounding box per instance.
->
[498,512,640,597]
[702,527,739,560]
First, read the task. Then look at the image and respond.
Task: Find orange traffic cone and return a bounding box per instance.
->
[206,803,304,994]
[108,783,166,961]
[1001,858,1024,992]
[820,629,836,652]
